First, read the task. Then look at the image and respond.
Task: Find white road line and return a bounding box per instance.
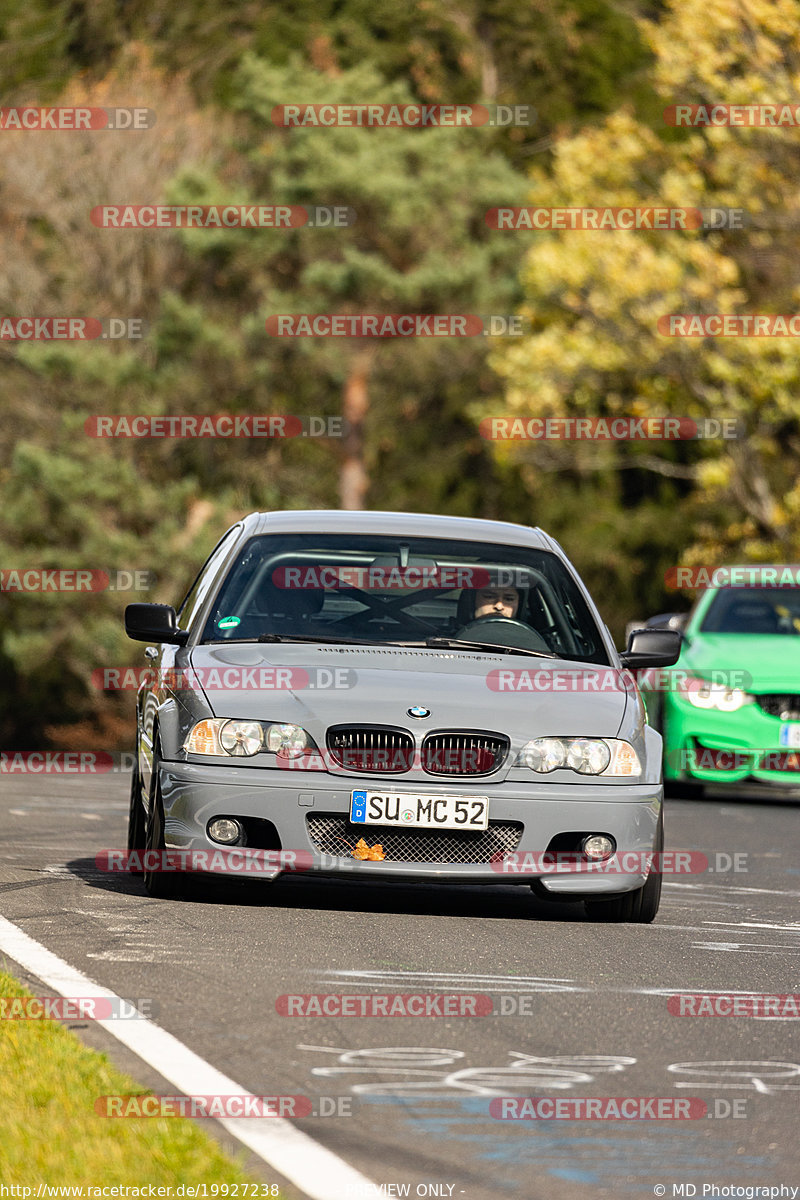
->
[320,968,583,992]
[664,882,800,898]
[704,919,800,932]
[0,915,377,1200]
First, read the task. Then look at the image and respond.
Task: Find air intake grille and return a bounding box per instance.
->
[422,731,508,776]
[326,725,414,773]
[756,694,800,720]
[306,814,523,864]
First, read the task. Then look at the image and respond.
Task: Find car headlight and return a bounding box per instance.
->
[678,676,754,712]
[220,720,263,756]
[265,723,311,759]
[566,738,612,774]
[519,737,640,777]
[522,737,567,772]
[184,719,313,759]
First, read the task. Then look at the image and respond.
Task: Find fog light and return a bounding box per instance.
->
[208,818,244,845]
[581,834,615,860]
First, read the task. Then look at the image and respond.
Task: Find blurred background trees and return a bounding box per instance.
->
[0,0,796,746]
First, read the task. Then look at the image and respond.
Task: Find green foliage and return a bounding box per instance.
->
[488,0,800,616]
[3,0,789,746]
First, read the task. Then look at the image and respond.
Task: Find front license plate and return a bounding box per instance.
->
[350,790,489,830]
[779,723,800,748]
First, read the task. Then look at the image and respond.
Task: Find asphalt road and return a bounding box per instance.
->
[1,771,799,1198]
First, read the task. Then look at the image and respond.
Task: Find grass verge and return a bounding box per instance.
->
[0,967,265,1187]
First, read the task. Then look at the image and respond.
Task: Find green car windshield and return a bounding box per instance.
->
[700,586,800,635]
[200,532,610,663]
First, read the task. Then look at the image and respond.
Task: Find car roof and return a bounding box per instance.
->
[242,510,556,552]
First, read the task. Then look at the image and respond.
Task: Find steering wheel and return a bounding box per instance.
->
[457,616,551,652]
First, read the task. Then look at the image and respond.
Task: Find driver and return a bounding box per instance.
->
[473,586,521,621]
[454,576,553,651]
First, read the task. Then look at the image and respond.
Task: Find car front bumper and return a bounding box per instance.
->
[158,761,663,897]
[662,697,800,789]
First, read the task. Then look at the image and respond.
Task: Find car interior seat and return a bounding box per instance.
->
[243,574,326,633]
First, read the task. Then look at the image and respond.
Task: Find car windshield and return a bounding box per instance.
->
[198,533,610,663]
[700,585,800,634]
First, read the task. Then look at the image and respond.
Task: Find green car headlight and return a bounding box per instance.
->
[678,676,754,712]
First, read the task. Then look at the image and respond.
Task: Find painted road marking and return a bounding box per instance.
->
[0,914,377,1200]
[319,969,585,992]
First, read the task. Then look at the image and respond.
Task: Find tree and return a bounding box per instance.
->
[193,54,530,508]
[488,0,800,623]
[0,50,235,746]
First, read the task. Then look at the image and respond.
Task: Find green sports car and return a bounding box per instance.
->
[640,577,800,795]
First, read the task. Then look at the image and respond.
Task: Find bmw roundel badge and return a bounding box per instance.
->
[407,705,430,718]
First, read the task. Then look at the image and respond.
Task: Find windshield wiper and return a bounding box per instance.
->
[422,637,559,658]
[202,633,416,648]
[256,633,410,647]
[204,632,557,655]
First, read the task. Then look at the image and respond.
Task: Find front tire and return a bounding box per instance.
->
[127,760,146,874]
[584,811,663,924]
[143,747,181,899]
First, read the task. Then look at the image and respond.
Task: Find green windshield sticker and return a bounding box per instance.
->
[217,616,241,629]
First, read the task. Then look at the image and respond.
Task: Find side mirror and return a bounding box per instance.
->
[619,627,682,669]
[124,603,188,645]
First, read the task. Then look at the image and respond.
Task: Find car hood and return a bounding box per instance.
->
[188,642,628,739]
[681,633,800,690]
